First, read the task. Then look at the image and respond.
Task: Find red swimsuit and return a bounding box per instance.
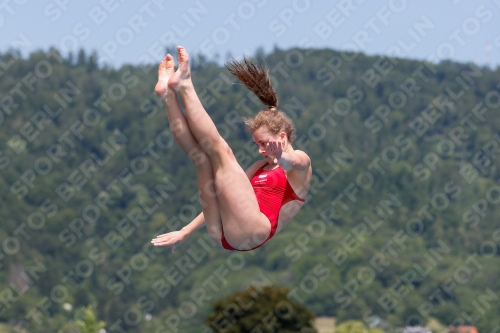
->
[221,163,305,251]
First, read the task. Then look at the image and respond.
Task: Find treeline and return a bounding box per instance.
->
[0,46,499,332]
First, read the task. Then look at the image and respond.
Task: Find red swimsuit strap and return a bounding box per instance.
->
[277,166,305,202]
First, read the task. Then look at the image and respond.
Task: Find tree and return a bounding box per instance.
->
[205,285,317,333]
[74,306,106,333]
[254,46,266,64]
[335,320,386,333]
[77,49,86,66]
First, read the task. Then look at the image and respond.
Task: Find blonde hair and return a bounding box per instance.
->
[225,57,297,143]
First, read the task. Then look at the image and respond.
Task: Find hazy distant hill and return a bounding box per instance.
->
[0,47,499,332]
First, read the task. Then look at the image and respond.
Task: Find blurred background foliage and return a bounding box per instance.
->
[0,46,499,332]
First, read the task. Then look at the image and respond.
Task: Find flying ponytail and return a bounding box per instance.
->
[225,56,296,144]
[225,57,278,109]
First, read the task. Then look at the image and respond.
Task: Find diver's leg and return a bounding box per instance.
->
[168,47,271,249]
[155,54,223,245]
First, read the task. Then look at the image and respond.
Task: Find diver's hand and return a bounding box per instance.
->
[151,230,187,253]
[266,140,284,164]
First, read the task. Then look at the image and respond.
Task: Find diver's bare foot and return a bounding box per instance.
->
[154,54,174,99]
[168,46,192,91]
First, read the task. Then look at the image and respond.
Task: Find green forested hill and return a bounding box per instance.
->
[0,47,499,333]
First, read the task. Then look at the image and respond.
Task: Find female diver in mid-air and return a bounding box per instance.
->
[151,46,312,252]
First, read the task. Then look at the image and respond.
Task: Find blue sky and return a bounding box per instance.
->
[1,0,500,68]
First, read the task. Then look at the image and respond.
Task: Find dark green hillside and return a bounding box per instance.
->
[0,47,499,332]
